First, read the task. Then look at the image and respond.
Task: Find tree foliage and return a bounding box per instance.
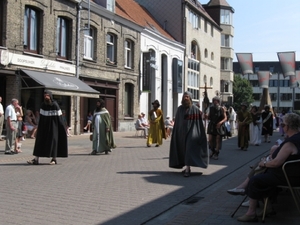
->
[232,74,254,111]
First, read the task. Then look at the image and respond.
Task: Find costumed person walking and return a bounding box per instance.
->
[90,99,116,155]
[261,105,274,143]
[169,91,208,177]
[206,96,227,160]
[237,103,252,151]
[27,90,68,165]
[228,106,237,135]
[249,105,262,146]
[147,100,166,147]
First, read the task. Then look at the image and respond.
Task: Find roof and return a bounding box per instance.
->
[206,0,231,7]
[185,0,221,28]
[115,0,174,40]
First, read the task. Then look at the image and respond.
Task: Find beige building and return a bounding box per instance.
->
[204,0,235,105]
[135,0,222,112]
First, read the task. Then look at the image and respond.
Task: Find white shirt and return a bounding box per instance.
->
[0,102,3,117]
[5,104,17,121]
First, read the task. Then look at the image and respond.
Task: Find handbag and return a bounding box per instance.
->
[217,123,227,136]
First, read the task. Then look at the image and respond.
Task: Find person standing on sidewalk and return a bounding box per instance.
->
[147,100,166,147]
[169,91,208,177]
[237,103,252,151]
[206,96,227,160]
[27,90,68,165]
[4,98,19,154]
[90,99,116,155]
[261,104,273,143]
[0,96,4,141]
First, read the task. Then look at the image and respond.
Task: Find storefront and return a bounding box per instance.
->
[19,69,100,134]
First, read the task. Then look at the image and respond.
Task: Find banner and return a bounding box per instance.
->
[277,51,296,77]
[236,53,253,75]
[289,70,300,88]
[142,52,151,91]
[172,58,183,93]
[257,71,271,88]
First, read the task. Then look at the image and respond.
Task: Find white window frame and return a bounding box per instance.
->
[125,40,132,68]
[84,28,94,60]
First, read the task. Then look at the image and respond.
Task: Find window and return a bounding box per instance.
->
[211,25,214,37]
[188,10,200,29]
[107,0,115,12]
[221,57,232,70]
[191,41,199,60]
[204,20,207,33]
[188,57,199,101]
[124,83,133,117]
[204,49,208,58]
[211,52,214,61]
[106,33,117,65]
[270,93,277,101]
[220,9,233,25]
[24,6,41,53]
[56,17,70,59]
[0,1,4,46]
[125,39,133,68]
[221,34,232,47]
[84,27,95,60]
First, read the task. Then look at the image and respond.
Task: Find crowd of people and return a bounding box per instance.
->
[2,91,299,223]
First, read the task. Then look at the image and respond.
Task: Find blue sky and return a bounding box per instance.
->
[204,0,300,62]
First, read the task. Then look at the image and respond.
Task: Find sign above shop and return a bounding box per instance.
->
[1,51,75,74]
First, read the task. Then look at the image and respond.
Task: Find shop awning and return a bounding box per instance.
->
[20,69,100,98]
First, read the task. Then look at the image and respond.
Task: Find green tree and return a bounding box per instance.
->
[232,74,254,111]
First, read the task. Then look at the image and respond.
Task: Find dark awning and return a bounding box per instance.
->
[20,69,100,98]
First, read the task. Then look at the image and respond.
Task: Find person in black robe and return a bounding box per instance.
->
[169,91,208,177]
[27,90,68,165]
[261,105,273,143]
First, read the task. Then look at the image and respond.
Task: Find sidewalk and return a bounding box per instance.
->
[0,130,299,225]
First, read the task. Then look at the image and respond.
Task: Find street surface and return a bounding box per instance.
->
[0,130,299,224]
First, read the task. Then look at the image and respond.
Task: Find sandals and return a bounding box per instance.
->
[27,158,39,165]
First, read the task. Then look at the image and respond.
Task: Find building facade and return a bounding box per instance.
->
[233,61,300,113]
[0,0,145,134]
[203,0,235,105]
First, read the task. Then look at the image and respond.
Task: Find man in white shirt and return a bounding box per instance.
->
[0,96,4,141]
[135,114,148,138]
[5,98,19,154]
[140,112,149,128]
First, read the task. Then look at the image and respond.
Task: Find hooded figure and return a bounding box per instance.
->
[169,91,208,177]
[27,90,68,165]
[90,99,116,155]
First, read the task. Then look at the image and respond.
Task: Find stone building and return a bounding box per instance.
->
[0,0,144,133]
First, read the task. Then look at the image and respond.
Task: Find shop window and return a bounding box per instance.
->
[24,6,43,53]
[84,26,96,60]
[124,83,133,117]
[106,33,117,65]
[56,17,71,59]
[125,39,133,69]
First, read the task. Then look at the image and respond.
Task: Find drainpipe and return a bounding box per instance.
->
[74,3,81,135]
